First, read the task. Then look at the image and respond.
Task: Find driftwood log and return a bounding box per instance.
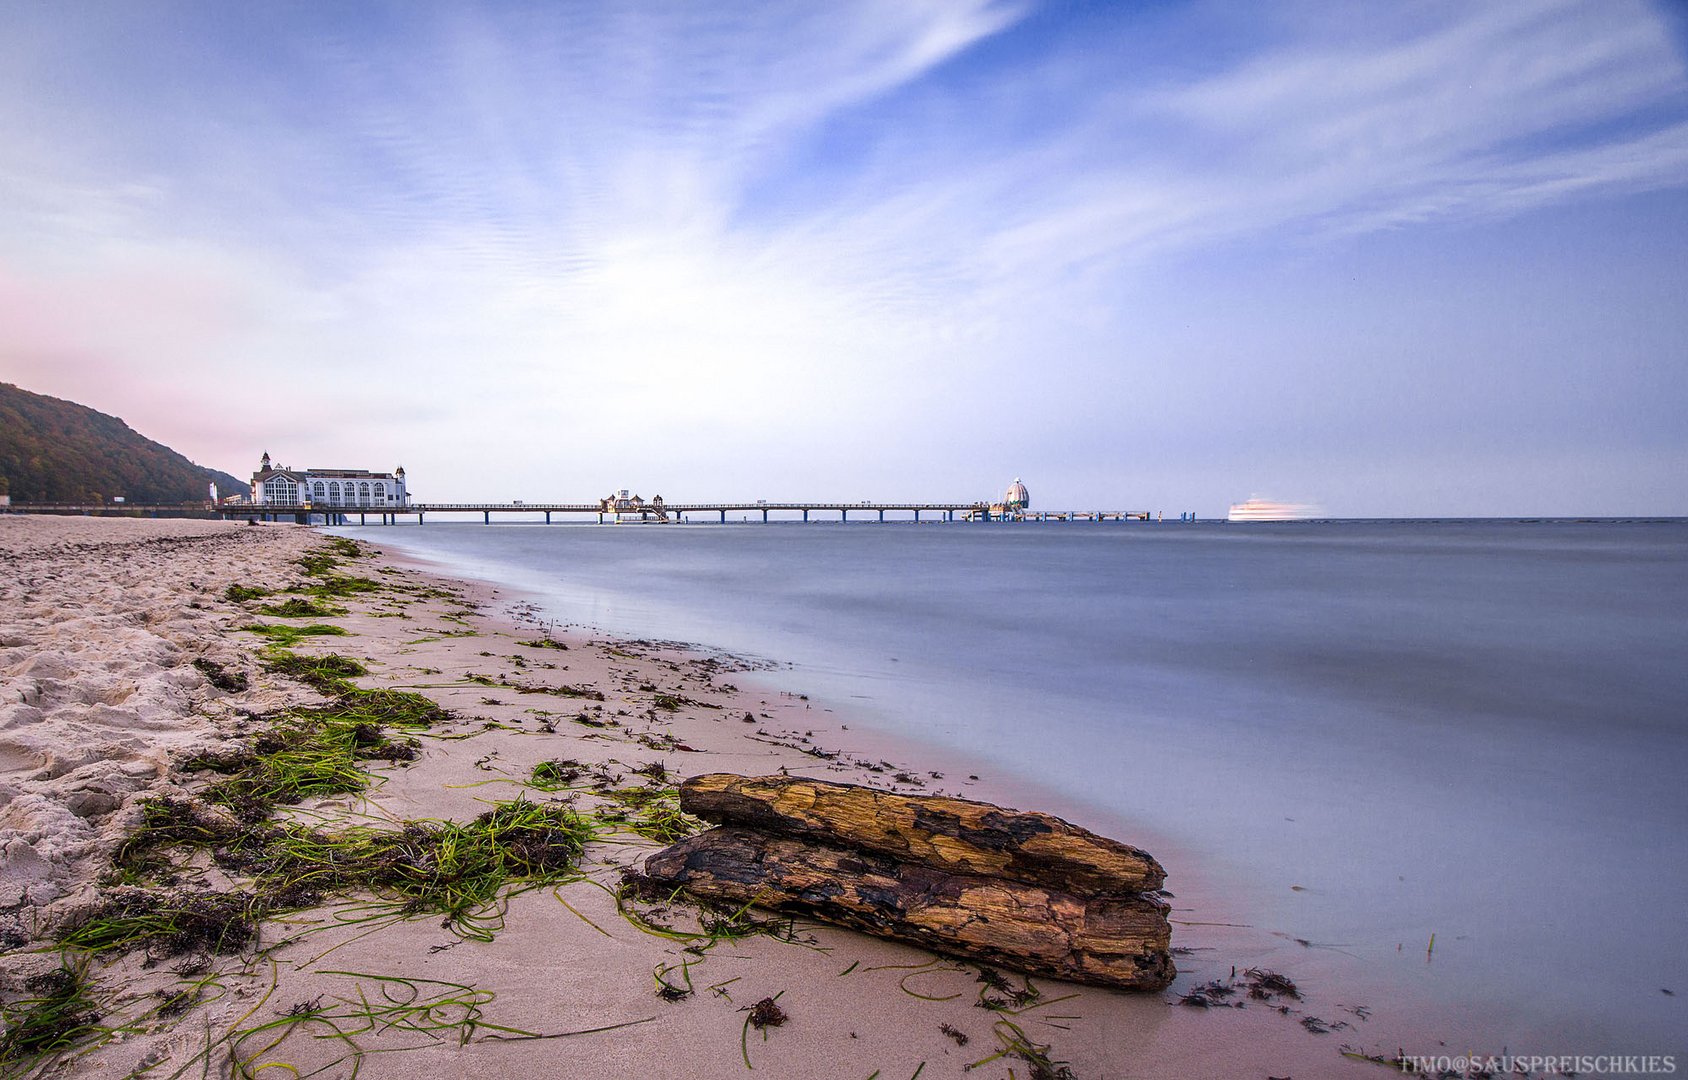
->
[637,775,1175,990]
[642,826,1174,990]
[679,773,1165,895]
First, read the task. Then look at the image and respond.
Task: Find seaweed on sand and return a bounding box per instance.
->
[528,759,586,791]
[184,705,422,823]
[1243,967,1300,1001]
[321,536,364,560]
[238,622,347,648]
[261,651,368,694]
[58,889,259,958]
[597,785,706,844]
[965,1018,1075,1080]
[0,961,102,1067]
[739,993,789,1069]
[334,687,453,728]
[112,796,237,880]
[746,996,786,1029]
[1177,980,1238,1008]
[292,574,383,599]
[193,657,249,692]
[975,967,1042,1011]
[254,596,345,619]
[98,799,596,950]
[234,801,597,940]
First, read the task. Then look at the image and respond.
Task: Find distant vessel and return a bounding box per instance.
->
[1228,498,1321,522]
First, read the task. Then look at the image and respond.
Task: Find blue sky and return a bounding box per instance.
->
[2,0,1685,515]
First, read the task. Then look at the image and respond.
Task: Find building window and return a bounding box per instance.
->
[329,482,341,504]
[374,482,386,501]
[358,482,371,505]
[312,482,325,501]
[266,478,297,504]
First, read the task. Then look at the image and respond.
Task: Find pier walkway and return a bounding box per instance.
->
[215,501,996,524]
[5,502,1168,525]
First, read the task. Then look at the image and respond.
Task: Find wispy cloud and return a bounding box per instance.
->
[930,0,1688,281]
[0,0,1684,512]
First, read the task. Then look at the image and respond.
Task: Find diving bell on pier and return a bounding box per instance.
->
[1004,478,1030,511]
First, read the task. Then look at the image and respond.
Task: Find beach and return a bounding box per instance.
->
[364,517,1688,1059]
[0,515,1421,1079]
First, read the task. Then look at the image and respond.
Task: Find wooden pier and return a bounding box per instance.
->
[5,501,1170,525]
[213,501,998,525]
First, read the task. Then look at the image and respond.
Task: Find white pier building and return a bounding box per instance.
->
[249,452,409,507]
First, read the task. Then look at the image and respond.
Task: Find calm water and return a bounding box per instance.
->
[356,520,1688,1054]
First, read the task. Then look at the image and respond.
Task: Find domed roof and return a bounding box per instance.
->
[1005,478,1029,509]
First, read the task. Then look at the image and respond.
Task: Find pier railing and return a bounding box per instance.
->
[206,502,1168,524]
[5,501,1166,524]
[208,501,998,524]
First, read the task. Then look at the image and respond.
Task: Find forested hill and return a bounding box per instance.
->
[0,382,246,504]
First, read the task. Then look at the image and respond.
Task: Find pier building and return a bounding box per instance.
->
[249,452,409,508]
[988,478,1031,520]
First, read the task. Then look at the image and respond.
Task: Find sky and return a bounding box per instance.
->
[1,0,1685,517]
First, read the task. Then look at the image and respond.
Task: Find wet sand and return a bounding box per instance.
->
[1,517,1397,1078]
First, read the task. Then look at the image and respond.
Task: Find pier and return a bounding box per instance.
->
[7,501,1173,525]
[213,501,999,525]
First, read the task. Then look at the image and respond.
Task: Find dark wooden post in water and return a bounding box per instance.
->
[762,509,769,522]
[719,509,727,523]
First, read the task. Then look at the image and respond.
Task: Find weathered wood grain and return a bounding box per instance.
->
[637,826,1175,990]
[679,773,1165,895]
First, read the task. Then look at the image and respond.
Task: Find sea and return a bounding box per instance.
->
[349,518,1688,1059]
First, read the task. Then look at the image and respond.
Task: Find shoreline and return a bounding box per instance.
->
[356,519,1688,1062]
[2,517,1461,1078]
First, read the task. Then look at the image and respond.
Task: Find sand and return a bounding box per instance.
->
[1,517,1387,1078]
[0,519,319,920]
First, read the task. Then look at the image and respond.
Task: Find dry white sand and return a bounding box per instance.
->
[1,516,1383,1079]
[0,518,318,921]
